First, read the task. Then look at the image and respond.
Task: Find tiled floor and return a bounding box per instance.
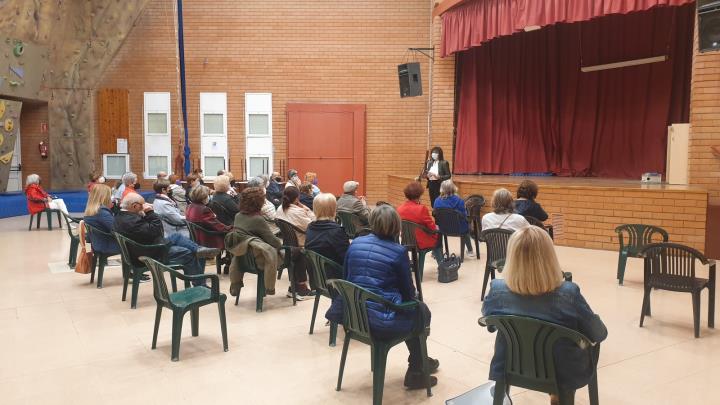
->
[1,214,718,405]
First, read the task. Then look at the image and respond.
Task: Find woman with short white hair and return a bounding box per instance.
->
[433,179,475,258]
[24,174,69,216]
[209,175,239,226]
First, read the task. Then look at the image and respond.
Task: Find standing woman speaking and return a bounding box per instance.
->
[421,146,451,208]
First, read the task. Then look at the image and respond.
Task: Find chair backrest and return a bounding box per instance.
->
[524,215,545,227]
[480,228,514,265]
[305,250,343,296]
[187,221,227,243]
[640,242,711,291]
[480,315,596,395]
[615,224,669,255]
[401,220,436,249]
[208,200,234,225]
[60,212,77,238]
[139,256,172,307]
[275,218,302,247]
[85,223,114,249]
[336,210,363,238]
[113,232,169,268]
[433,207,466,236]
[465,194,485,218]
[327,279,379,341]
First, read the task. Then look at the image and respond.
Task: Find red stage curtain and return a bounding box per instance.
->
[454,4,693,178]
[441,0,694,57]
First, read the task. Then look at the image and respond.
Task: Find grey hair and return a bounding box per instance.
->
[25,174,40,186]
[440,179,458,197]
[247,176,264,188]
[370,204,401,240]
[214,175,231,192]
[121,172,137,186]
[259,174,270,188]
[120,192,143,209]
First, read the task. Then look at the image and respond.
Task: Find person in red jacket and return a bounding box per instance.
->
[186,185,232,249]
[396,181,443,266]
[24,174,69,215]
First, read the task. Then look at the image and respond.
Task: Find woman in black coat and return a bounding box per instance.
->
[422,146,451,208]
[305,193,349,279]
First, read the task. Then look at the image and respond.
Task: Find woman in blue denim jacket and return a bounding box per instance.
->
[482,226,607,400]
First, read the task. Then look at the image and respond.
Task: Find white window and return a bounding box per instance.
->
[103,154,130,179]
[245,93,273,178]
[200,92,228,180]
[143,92,172,178]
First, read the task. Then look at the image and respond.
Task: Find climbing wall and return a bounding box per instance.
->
[0,38,49,100]
[0,99,22,192]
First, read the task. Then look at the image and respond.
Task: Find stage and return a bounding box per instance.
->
[388,174,709,254]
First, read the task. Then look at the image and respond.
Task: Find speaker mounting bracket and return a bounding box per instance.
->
[408,47,434,61]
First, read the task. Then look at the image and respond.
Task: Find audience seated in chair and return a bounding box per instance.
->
[118,172,139,202]
[326,205,440,389]
[225,187,283,297]
[246,176,280,235]
[337,180,370,225]
[514,180,549,222]
[266,171,284,208]
[298,181,315,210]
[305,193,349,276]
[209,175,239,226]
[167,174,188,213]
[432,179,475,258]
[112,193,220,286]
[482,188,530,231]
[305,171,321,196]
[152,179,189,238]
[86,172,106,193]
[397,181,443,266]
[287,169,302,188]
[25,173,69,215]
[482,226,607,402]
[186,186,232,249]
[83,184,121,256]
[276,186,316,298]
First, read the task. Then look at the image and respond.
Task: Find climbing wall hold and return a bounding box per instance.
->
[0,101,5,118]
[0,151,12,164]
[13,41,24,57]
[4,118,13,132]
[0,133,4,147]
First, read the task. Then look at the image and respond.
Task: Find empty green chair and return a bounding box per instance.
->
[232,248,270,313]
[615,224,668,285]
[336,210,371,239]
[305,250,343,346]
[329,279,433,405]
[61,212,80,268]
[140,256,228,361]
[479,315,600,405]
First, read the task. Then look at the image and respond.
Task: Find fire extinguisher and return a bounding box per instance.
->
[38,141,49,159]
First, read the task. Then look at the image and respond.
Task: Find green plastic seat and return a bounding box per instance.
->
[464,194,485,255]
[615,224,668,285]
[400,220,438,301]
[85,223,121,288]
[28,207,63,231]
[232,248,271,313]
[479,315,601,405]
[336,210,371,239]
[186,221,229,275]
[328,279,433,405]
[140,257,228,361]
[61,212,80,268]
[304,250,343,346]
[479,228,514,301]
[276,218,306,305]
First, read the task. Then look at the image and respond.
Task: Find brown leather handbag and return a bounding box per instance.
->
[74,221,93,274]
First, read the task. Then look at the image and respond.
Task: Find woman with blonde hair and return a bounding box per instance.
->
[305,171,321,196]
[482,226,607,401]
[83,184,120,255]
[481,188,529,231]
[305,193,349,273]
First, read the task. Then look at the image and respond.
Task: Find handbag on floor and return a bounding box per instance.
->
[75,221,93,274]
[438,252,460,283]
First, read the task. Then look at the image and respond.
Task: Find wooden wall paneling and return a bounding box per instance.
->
[97,88,129,155]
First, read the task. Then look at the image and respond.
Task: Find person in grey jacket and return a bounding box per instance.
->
[336,180,370,225]
[152,178,189,238]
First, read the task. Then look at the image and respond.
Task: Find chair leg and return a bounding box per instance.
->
[492,381,507,405]
[256,271,264,313]
[46,210,53,231]
[90,255,98,284]
[371,345,388,405]
[419,336,433,398]
[558,390,576,405]
[121,272,129,302]
[709,283,716,329]
[97,259,107,289]
[36,212,41,229]
[473,225,480,260]
[152,305,162,349]
[692,292,701,338]
[190,308,199,337]
[235,290,240,306]
[56,210,63,229]
[639,286,651,327]
[309,294,320,334]
[418,251,427,283]
[481,266,491,301]
[215,253,222,275]
[459,238,465,263]
[171,310,184,361]
[617,251,628,285]
[218,300,229,352]
[170,276,178,293]
[329,321,338,347]
[443,235,449,257]
[28,213,33,231]
[336,334,351,391]
[130,271,141,309]
[588,371,599,405]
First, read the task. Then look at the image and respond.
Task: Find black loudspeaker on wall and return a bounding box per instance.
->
[699,1,720,52]
[398,62,422,98]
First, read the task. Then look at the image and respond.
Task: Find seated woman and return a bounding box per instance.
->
[247,177,280,235]
[209,175,239,226]
[481,188,530,231]
[305,171,321,196]
[168,174,187,213]
[185,186,232,250]
[396,181,443,266]
[482,226,607,401]
[305,193,349,277]
[298,181,315,210]
[83,184,120,256]
[515,179,548,221]
[152,178,189,238]
[24,174,69,216]
[432,179,475,258]
[275,186,316,298]
[86,172,105,192]
[226,187,283,296]
[326,205,439,389]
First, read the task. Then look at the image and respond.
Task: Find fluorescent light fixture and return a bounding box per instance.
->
[581,55,667,72]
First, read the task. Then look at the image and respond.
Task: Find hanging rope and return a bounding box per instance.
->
[175,0,191,176]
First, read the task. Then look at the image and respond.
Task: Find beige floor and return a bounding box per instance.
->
[1,214,718,405]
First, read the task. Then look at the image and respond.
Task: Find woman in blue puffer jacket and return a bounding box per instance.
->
[326,204,439,389]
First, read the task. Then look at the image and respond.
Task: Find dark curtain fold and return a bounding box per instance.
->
[454,4,694,178]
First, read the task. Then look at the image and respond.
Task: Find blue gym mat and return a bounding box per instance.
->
[0,190,155,218]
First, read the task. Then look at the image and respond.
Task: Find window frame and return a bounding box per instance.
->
[200,92,228,182]
[102,154,130,180]
[143,92,172,179]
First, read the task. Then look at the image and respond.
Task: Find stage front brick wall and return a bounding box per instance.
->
[388,175,708,252]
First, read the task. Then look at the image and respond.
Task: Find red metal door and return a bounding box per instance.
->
[287,104,366,196]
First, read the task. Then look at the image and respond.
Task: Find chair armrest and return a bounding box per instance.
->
[166,268,220,296]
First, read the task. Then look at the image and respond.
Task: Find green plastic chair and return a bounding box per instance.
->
[232,248,271,313]
[479,315,600,405]
[140,257,228,361]
[336,210,371,239]
[28,207,63,231]
[61,212,80,268]
[400,220,439,301]
[276,218,307,305]
[85,223,121,288]
[615,224,669,285]
[464,194,485,255]
[328,279,433,405]
[480,228,514,301]
[114,232,185,309]
[186,221,229,275]
[304,250,343,346]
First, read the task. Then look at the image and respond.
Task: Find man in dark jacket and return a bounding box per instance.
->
[266,172,284,207]
[113,193,220,281]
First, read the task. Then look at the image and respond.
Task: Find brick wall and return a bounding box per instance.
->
[98,0,435,201]
[20,103,51,189]
[388,174,708,252]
